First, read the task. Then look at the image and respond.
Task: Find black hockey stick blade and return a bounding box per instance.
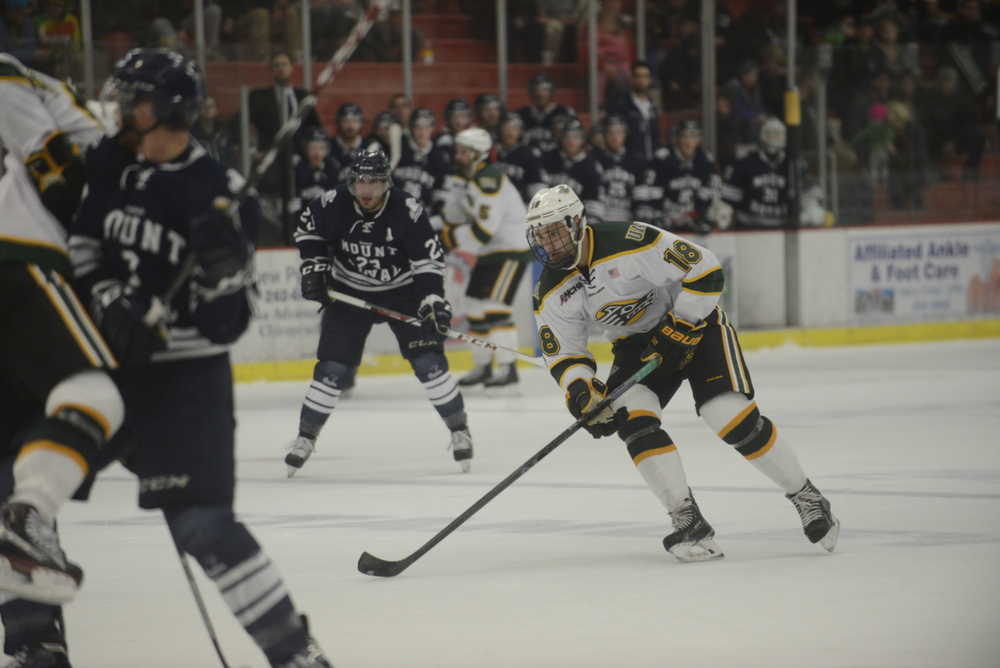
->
[356,354,662,577]
[357,551,415,578]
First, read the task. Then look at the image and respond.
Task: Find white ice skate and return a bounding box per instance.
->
[285,436,316,478]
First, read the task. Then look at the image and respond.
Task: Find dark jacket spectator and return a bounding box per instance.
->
[721,60,767,144]
[917,66,985,180]
[607,61,660,162]
[248,52,319,151]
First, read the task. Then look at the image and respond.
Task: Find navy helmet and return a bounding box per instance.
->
[105,48,204,130]
[443,97,470,121]
[602,114,628,134]
[371,110,395,131]
[349,147,391,184]
[529,72,554,92]
[475,92,501,113]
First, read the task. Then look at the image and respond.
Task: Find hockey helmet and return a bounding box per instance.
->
[456,127,492,157]
[104,48,204,130]
[525,185,587,269]
[759,117,786,155]
[602,115,628,134]
[475,93,502,113]
[673,119,702,141]
[371,110,395,133]
[499,111,523,128]
[444,98,471,120]
[348,148,391,210]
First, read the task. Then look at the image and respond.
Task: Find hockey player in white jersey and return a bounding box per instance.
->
[528,184,838,561]
[0,52,124,662]
[439,127,532,390]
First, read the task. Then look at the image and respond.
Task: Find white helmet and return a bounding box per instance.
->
[759,117,786,155]
[455,127,492,161]
[525,184,587,269]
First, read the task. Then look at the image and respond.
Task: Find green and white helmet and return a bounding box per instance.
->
[525,184,587,269]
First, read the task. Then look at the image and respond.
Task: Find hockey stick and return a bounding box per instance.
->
[326,287,546,368]
[388,122,403,170]
[168,528,233,668]
[357,354,663,577]
[148,0,389,323]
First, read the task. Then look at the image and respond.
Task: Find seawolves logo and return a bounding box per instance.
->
[595,290,655,327]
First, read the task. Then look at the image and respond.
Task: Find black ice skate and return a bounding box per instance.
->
[285,436,317,478]
[662,493,724,562]
[6,643,72,668]
[483,363,519,394]
[0,503,82,604]
[457,364,492,387]
[449,428,474,473]
[273,617,333,668]
[787,479,840,552]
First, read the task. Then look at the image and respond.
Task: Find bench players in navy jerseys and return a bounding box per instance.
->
[286,148,475,475]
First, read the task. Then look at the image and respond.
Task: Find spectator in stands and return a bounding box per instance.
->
[248,52,319,240]
[830,16,879,121]
[180,1,223,59]
[940,0,999,101]
[578,0,633,95]
[389,93,413,130]
[757,44,787,119]
[657,13,700,110]
[0,0,49,70]
[885,100,929,210]
[607,60,661,162]
[846,68,892,142]
[269,0,302,61]
[537,0,579,64]
[475,93,504,141]
[868,16,918,80]
[192,95,238,169]
[358,7,424,62]
[918,66,985,181]
[852,102,894,187]
[722,59,767,145]
[914,0,951,44]
[365,110,396,155]
[715,90,745,170]
[36,0,80,50]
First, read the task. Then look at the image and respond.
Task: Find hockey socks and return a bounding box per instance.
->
[410,352,465,428]
[165,506,309,665]
[701,393,807,495]
[298,360,352,440]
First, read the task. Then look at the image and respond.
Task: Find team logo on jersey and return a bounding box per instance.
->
[560,280,584,304]
[595,290,655,327]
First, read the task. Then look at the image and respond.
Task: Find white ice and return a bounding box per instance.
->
[18,339,1000,667]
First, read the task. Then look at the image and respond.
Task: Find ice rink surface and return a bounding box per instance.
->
[23,338,1000,667]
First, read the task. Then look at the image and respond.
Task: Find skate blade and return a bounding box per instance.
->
[668,538,724,563]
[818,518,840,552]
[0,556,79,604]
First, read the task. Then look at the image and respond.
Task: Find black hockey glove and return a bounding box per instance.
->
[565,377,623,438]
[300,257,332,304]
[90,281,168,365]
[189,197,253,303]
[416,294,452,337]
[641,312,706,373]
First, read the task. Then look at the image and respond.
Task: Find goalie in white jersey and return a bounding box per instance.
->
[0,53,124,625]
[528,184,839,561]
[439,127,531,390]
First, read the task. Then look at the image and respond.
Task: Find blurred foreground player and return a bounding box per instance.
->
[527,185,839,561]
[286,148,474,475]
[0,52,124,665]
[68,49,332,667]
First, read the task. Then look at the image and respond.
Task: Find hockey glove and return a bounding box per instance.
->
[91,281,168,365]
[566,377,623,438]
[189,197,253,303]
[641,312,706,372]
[417,294,452,337]
[300,257,332,304]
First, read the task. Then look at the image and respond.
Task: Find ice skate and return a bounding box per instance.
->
[457,364,491,388]
[273,617,333,668]
[483,363,519,395]
[662,493,724,562]
[449,428,474,473]
[285,436,316,477]
[0,503,82,604]
[6,642,72,668]
[787,479,839,552]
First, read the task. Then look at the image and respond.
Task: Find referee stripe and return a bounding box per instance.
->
[26,265,101,368]
[50,270,118,368]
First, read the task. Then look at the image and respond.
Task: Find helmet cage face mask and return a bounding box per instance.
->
[527,214,585,269]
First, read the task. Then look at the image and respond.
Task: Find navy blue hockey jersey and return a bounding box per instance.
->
[496,142,545,204]
[722,149,788,229]
[594,146,644,224]
[294,185,445,298]
[71,137,259,361]
[635,146,719,232]
[540,148,605,223]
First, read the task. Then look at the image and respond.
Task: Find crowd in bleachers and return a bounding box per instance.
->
[3,0,998,238]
